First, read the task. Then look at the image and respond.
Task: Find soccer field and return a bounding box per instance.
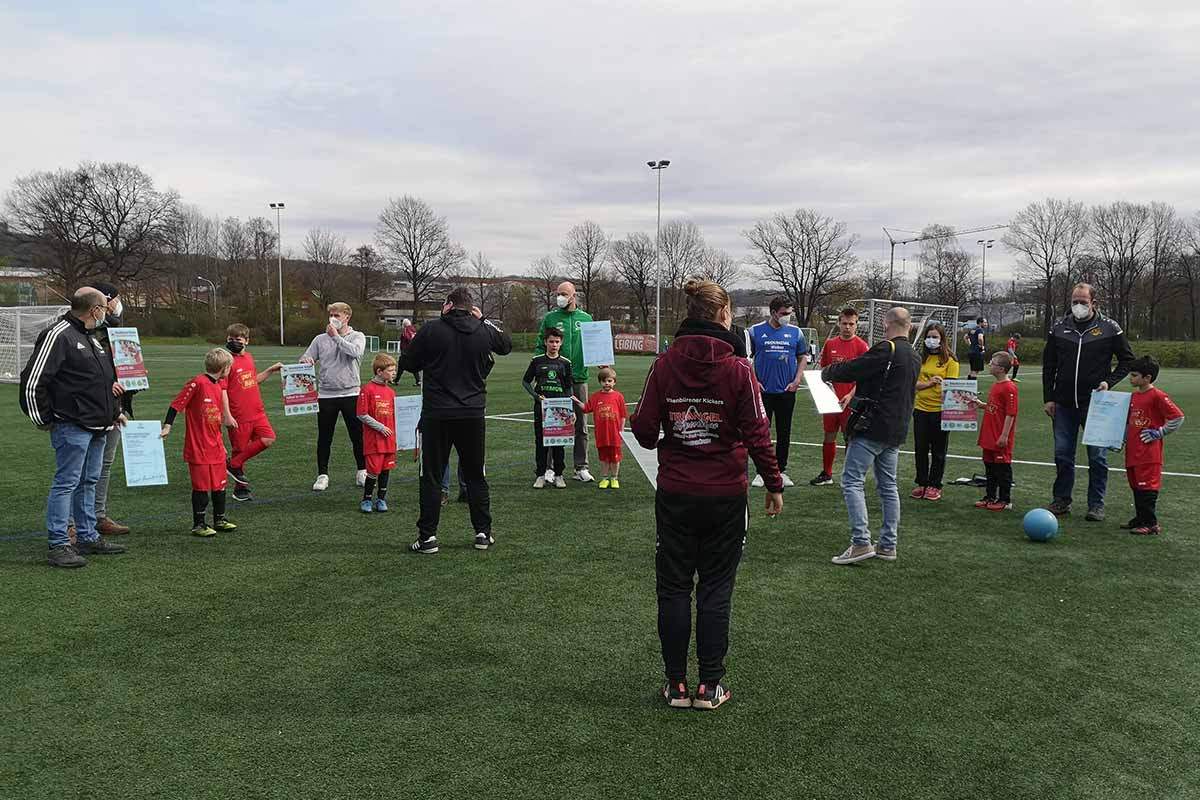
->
[2,344,1198,799]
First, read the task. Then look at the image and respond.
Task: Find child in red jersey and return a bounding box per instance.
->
[161,348,237,536]
[222,323,283,502]
[574,366,626,488]
[1006,332,1022,382]
[971,351,1018,511]
[1123,356,1185,535]
[813,307,869,485]
[356,354,398,513]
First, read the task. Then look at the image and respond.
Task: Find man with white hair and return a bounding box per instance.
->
[820,307,920,565]
[400,318,419,386]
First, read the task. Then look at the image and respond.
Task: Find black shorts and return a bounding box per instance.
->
[969,352,985,372]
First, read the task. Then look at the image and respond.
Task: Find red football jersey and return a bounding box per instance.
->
[978,380,1019,460]
[171,374,227,465]
[1125,387,1183,466]
[1006,338,1020,365]
[584,389,626,448]
[223,351,266,421]
[357,380,396,455]
[820,335,870,398]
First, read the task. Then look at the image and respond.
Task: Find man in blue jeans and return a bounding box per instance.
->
[19,288,129,568]
[1042,284,1135,521]
[820,307,920,564]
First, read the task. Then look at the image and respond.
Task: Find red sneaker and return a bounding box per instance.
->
[925,488,942,501]
[986,501,1013,511]
[1130,524,1161,535]
[910,486,926,499]
[974,498,996,509]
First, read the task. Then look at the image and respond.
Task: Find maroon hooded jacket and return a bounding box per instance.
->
[630,323,783,495]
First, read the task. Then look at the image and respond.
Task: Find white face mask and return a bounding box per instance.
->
[111,299,123,318]
[924,337,941,350]
[329,316,343,330]
[776,314,791,325]
[1071,303,1091,321]
[556,294,569,309]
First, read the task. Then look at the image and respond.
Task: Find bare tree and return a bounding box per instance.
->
[303,227,349,308]
[1176,213,1200,340]
[1143,202,1184,338]
[529,255,559,311]
[699,246,741,288]
[77,161,179,281]
[609,232,656,330]
[219,217,250,309]
[375,196,464,320]
[1091,201,1152,329]
[659,220,705,324]
[469,251,505,319]
[914,224,978,309]
[745,208,857,326]
[3,168,100,291]
[559,221,609,311]
[856,259,897,300]
[348,244,390,309]
[1002,198,1090,330]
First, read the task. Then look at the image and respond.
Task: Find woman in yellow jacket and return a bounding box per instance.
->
[911,323,959,501]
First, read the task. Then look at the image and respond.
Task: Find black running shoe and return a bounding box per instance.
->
[74,536,126,555]
[47,546,86,568]
[810,472,833,486]
[232,485,253,502]
[226,458,248,486]
[474,532,495,550]
[693,682,731,710]
[662,681,692,708]
[409,536,439,554]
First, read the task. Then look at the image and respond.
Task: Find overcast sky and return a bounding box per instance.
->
[2,0,1198,286]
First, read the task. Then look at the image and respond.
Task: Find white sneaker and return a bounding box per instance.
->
[544,469,555,483]
[554,476,567,488]
[780,473,795,488]
[751,474,765,488]
[356,469,367,487]
[533,476,546,489]
[312,474,330,491]
[575,469,594,482]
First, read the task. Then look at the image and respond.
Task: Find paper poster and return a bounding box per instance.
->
[281,363,319,416]
[1082,390,1132,450]
[803,370,844,415]
[580,320,615,367]
[121,420,168,487]
[541,397,576,447]
[108,327,150,391]
[941,379,979,432]
[393,394,422,451]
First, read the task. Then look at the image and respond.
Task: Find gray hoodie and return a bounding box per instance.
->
[302,328,366,398]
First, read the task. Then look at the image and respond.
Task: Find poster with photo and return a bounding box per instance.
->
[941,379,979,432]
[107,327,150,391]
[281,363,319,416]
[541,397,576,447]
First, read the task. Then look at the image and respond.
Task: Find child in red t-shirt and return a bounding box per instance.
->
[221,323,284,502]
[356,354,398,513]
[970,351,1018,511]
[1006,333,1022,382]
[575,366,627,489]
[161,348,237,536]
[1124,355,1185,535]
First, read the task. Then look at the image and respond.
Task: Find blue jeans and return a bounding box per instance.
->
[47,424,107,548]
[841,436,901,550]
[1052,404,1108,509]
[441,463,468,493]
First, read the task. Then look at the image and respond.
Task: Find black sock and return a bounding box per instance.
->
[363,476,376,501]
[377,470,390,500]
[192,490,208,527]
[212,490,227,520]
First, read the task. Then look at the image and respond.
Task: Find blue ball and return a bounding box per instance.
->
[1023,508,1059,541]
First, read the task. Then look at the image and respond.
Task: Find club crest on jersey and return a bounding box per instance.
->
[76,342,86,350]
[1091,328,1102,336]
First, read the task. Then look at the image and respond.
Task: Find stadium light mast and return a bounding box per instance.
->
[978,238,995,307]
[647,160,670,351]
[270,202,285,345]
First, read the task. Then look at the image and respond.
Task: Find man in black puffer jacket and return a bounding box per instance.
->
[1042,283,1135,520]
[397,286,512,554]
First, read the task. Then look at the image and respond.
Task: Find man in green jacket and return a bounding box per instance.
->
[535,281,595,481]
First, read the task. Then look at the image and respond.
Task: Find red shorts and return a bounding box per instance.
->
[229,414,275,454]
[189,463,228,492]
[982,449,1013,464]
[365,452,396,476]
[598,445,623,463]
[1127,463,1162,491]
[822,407,851,434]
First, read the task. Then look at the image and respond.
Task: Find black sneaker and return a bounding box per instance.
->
[409,536,439,554]
[662,681,692,709]
[1047,499,1071,516]
[226,458,248,486]
[810,472,833,486]
[74,536,126,555]
[1119,517,1140,530]
[47,545,86,568]
[457,489,469,504]
[232,485,253,502]
[474,532,495,551]
[693,681,731,710]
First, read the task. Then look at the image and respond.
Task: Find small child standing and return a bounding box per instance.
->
[161,348,237,536]
[1123,356,1185,535]
[222,323,284,502]
[357,354,398,513]
[972,351,1018,511]
[523,328,574,489]
[1006,332,1022,382]
[576,366,627,489]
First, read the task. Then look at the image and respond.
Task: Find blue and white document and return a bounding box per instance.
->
[1081,390,1132,450]
[121,420,168,487]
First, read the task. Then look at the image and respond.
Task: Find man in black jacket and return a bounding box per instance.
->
[821,306,920,565]
[19,287,129,568]
[397,287,512,553]
[1043,283,1135,520]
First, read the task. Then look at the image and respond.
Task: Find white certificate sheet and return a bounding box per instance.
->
[803,370,843,415]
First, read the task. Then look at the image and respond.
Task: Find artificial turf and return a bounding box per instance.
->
[1,343,1198,799]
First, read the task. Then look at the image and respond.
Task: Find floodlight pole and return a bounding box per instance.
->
[647,159,670,351]
[271,202,286,345]
[196,275,217,317]
[978,238,994,309]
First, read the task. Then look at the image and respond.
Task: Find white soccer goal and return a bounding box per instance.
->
[365,335,380,353]
[0,305,69,384]
[850,298,960,357]
[385,340,402,354]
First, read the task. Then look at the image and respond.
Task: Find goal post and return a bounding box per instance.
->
[364,335,380,353]
[0,305,69,384]
[849,298,960,357]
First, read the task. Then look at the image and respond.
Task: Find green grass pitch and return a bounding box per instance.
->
[2,343,1198,799]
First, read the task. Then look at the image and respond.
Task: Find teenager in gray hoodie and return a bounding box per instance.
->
[301,302,367,491]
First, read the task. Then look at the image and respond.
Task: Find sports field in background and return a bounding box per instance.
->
[2,343,1198,799]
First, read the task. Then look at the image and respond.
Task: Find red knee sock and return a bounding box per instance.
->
[822,442,837,474]
[232,439,269,470]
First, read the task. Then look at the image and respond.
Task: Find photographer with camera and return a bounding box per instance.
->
[820,307,919,565]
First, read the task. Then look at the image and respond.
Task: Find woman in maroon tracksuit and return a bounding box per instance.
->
[630,280,784,711]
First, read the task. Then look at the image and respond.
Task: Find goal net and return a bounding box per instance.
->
[0,306,69,384]
[849,298,959,357]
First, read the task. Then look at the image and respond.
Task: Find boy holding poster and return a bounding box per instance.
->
[575,367,626,488]
[356,354,398,512]
[523,328,574,488]
[222,324,284,502]
[1123,356,1185,535]
[970,352,1019,511]
[161,348,238,537]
